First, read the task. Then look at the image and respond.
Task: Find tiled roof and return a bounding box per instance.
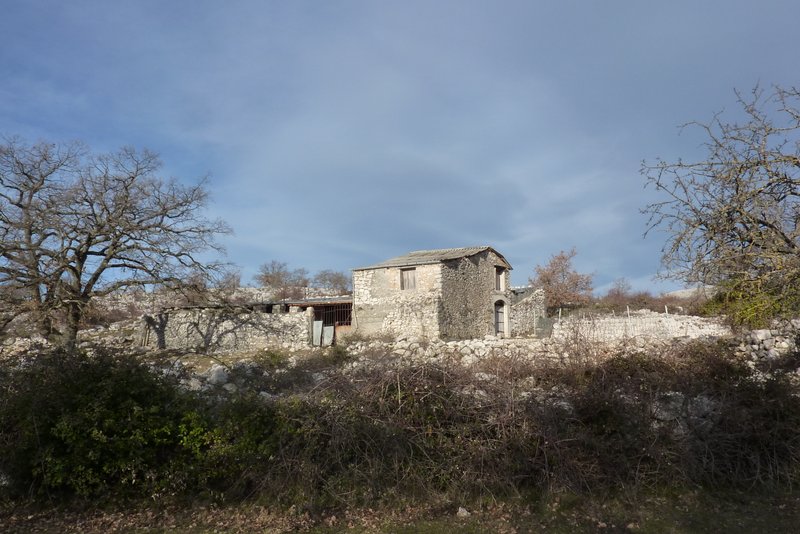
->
[354,246,511,270]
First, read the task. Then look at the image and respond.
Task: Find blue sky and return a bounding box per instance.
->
[2,1,798,292]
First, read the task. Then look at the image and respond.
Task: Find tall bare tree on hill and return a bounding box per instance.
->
[0,137,230,346]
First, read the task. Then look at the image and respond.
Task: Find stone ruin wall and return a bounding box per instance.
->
[352,264,443,340]
[140,307,312,353]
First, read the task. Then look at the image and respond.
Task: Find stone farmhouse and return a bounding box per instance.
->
[140,245,546,351]
[352,246,514,341]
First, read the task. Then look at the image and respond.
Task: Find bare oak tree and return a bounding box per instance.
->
[254,260,309,300]
[312,269,352,295]
[530,247,593,314]
[0,137,230,346]
[642,85,800,323]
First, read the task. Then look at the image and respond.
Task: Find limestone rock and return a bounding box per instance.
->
[206,364,229,386]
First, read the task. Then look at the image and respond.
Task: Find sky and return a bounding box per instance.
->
[2,0,799,293]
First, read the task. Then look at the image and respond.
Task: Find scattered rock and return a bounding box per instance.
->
[206,365,229,386]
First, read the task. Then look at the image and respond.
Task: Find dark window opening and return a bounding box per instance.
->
[314,303,352,326]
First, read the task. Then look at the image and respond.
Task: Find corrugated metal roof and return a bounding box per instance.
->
[354,246,511,270]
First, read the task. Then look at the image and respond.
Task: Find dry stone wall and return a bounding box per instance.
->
[551,310,730,342]
[344,333,673,368]
[345,311,735,367]
[736,318,800,360]
[140,307,312,353]
[511,290,546,336]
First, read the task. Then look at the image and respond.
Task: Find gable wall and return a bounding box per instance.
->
[439,250,511,339]
[352,263,443,339]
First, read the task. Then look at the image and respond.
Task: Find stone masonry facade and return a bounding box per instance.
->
[352,247,514,341]
[352,264,443,339]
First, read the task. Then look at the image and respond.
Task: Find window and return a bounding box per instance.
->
[400,268,416,290]
[495,266,506,291]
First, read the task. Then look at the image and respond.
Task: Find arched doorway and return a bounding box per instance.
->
[494,299,509,337]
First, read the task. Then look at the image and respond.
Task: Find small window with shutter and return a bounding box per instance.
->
[400,268,416,290]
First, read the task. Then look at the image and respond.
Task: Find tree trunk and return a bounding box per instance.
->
[64,301,83,351]
[36,313,55,340]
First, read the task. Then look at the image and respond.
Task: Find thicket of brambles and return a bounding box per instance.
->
[2,342,799,511]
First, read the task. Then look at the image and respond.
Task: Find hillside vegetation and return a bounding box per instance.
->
[2,334,799,530]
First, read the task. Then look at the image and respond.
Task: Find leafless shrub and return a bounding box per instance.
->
[550,314,614,366]
[4,337,798,509]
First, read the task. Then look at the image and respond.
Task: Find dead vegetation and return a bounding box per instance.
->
[2,335,799,516]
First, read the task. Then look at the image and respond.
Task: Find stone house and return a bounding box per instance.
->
[352,246,513,341]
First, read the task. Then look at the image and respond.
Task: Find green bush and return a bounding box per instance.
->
[703,276,800,328]
[0,348,201,499]
[187,393,281,500]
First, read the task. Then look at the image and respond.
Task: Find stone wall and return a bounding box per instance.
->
[735,318,800,360]
[344,333,681,368]
[352,264,443,339]
[551,310,730,342]
[141,306,312,353]
[439,251,511,339]
[343,316,800,376]
[511,289,546,336]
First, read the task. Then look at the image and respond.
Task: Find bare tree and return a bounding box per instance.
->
[313,269,352,295]
[602,277,632,310]
[254,260,309,300]
[215,269,242,292]
[0,137,230,346]
[642,85,800,323]
[530,248,593,314]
